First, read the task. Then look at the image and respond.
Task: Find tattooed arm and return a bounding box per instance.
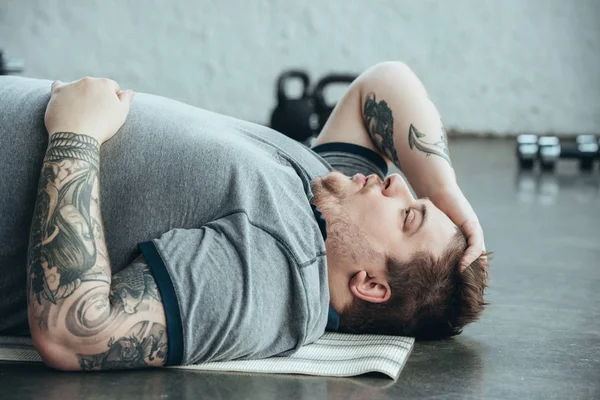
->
[28,78,168,370]
[359,62,485,268]
[312,62,485,269]
[315,62,456,195]
[312,63,457,193]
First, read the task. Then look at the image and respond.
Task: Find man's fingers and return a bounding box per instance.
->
[459,244,482,272]
[91,77,120,94]
[460,233,483,270]
[117,90,135,119]
[459,220,485,271]
[51,80,63,92]
[76,76,120,93]
[106,78,120,94]
[118,90,135,105]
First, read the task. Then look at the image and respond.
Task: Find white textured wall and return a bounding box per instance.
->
[1,0,599,135]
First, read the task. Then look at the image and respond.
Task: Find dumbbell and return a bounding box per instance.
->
[270,70,318,143]
[516,134,539,169]
[516,134,560,170]
[313,74,357,133]
[537,136,561,171]
[561,135,599,171]
[517,134,600,171]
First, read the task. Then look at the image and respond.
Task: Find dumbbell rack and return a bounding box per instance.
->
[517,134,600,172]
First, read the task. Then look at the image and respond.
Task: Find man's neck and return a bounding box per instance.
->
[324,237,355,314]
[311,191,354,314]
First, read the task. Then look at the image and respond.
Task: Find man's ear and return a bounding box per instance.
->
[349,270,391,304]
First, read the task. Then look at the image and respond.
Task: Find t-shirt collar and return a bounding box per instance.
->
[326,305,340,331]
[310,201,338,331]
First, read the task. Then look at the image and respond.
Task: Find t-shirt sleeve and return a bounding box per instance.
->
[138,211,321,366]
[311,142,389,180]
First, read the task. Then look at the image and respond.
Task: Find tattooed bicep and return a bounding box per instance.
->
[362,92,402,169]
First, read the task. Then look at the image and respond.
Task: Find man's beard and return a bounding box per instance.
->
[311,171,348,206]
[311,172,377,264]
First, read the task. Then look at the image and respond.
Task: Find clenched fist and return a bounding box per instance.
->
[44,77,134,145]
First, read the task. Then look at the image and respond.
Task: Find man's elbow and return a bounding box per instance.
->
[32,334,81,371]
[360,61,427,95]
[368,61,414,76]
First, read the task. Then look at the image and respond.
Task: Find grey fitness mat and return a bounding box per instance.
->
[0,333,414,380]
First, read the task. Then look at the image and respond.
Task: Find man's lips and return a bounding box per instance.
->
[354,173,367,187]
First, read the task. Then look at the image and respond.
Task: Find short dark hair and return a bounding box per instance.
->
[338,230,489,340]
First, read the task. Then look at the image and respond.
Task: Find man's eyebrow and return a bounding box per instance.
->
[416,203,427,233]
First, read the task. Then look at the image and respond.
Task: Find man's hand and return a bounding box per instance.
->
[429,185,486,271]
[459,219,486,271]
[44,77,134,144]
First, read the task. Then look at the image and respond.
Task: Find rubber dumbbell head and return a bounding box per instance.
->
[575,135,598,171]
[516,134,538,169]
[537,136,560,171]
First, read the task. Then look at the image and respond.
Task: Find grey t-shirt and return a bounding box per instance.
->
[0,76,387,366]
[134,120,337,365]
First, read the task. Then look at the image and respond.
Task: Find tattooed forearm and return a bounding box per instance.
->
[28,132,103,311]
[363,92,402,169]
[27,132,167,370]
[408,124,452,167]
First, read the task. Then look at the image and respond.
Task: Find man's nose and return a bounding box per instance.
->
[385,173,415,201]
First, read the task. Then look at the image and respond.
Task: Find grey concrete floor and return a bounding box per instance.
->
[1,138,599,399]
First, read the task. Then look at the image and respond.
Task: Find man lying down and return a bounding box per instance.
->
[0,62,488,371]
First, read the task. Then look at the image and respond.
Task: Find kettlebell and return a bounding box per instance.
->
[313,73,357,132]
[270,70,317,142]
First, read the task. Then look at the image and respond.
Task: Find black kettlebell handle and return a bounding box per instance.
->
[276,70,311,105]
[314,74,357,111]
